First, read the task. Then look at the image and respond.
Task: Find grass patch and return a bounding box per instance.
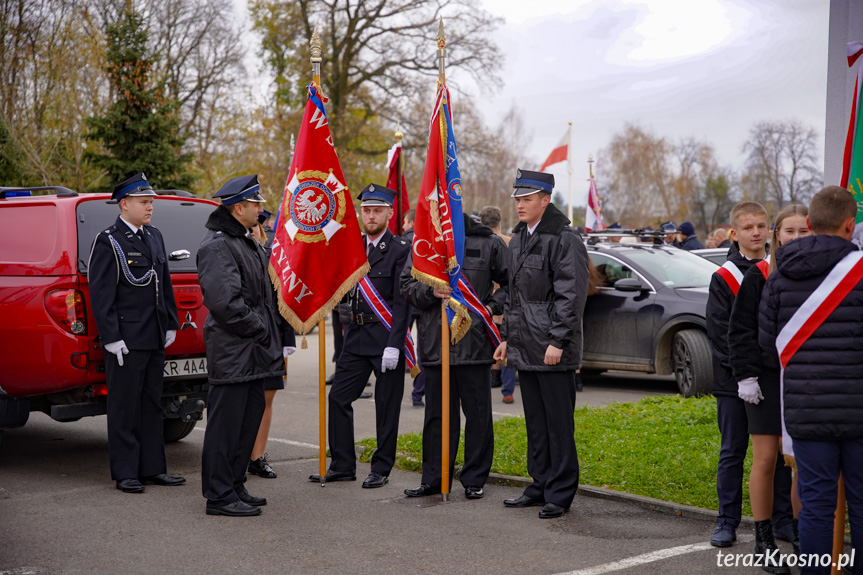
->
[358,394,753,515]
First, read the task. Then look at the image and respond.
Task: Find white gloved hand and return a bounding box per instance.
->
[283,346,296,359]
[104,340,129,367]
[737,377,763,405]
[381,346,400,372]
[165,330,176,348]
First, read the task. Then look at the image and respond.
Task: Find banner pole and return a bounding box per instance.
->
[396,129,404,235]
[831,475,846,575]
[309,28,327,485]
[441,301,450,501]
[567,120,573,224]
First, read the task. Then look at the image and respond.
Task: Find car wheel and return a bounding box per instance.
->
[163,418,197,443]
[672,329,712,397]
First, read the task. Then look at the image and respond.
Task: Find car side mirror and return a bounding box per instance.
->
[169,249,191,261]
[613,277,647,292]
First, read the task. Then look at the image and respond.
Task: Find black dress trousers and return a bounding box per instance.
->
[105,349,167,481]
[201,380,266,507]
[421,365,494,490]
[327,349,406,476]
[518,370,579,508]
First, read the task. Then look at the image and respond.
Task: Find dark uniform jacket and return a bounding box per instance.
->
[89,216,179,350]
[759,235,863,441]
[400,215,509,366]
[707,242,762,396]
[344,228,411,356]
[197,206,285,385]
[501,204,590,371]
[728,263,776,383]
[680,234,704,251]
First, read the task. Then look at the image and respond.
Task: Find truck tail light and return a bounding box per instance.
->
[45,289,87,335]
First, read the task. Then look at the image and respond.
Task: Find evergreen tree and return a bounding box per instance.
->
[85,8,194,192]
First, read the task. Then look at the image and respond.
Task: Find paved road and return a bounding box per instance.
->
[0,329,783,575]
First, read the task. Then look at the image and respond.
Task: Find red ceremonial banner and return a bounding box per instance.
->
[386,141,410,235]
[269,85,369,334]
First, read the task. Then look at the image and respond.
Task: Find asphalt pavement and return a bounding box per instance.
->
[0,326,786,575]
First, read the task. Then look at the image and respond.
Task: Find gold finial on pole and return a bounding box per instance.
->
[437,17,446,84]
[310,27,322,89]
[588,154,595,179]
[395,121,403,143]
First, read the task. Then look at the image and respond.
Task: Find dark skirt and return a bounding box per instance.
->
[262,375,285,391]
[745,369,781,435]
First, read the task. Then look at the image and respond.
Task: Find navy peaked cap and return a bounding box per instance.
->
[214,175,265,205]
[112,172,155,201]
[512,168,554,197]
[358,183,397,207]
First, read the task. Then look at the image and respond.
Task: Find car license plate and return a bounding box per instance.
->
[163,357,207,379]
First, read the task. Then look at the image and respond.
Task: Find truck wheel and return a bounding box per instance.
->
[163,419,197,443]
[672,329,712,398]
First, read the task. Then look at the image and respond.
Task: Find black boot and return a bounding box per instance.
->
[754,519,790,574]
[792,519,800,556]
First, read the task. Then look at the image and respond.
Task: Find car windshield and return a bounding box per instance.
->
[77,197,212,274]
[623,247,718,288]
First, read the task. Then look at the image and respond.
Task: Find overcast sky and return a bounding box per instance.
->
[232,0,830,206]
[473,0,829,205]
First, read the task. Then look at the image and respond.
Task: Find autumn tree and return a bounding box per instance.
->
[85,6,194,191]
[741,120,822,209]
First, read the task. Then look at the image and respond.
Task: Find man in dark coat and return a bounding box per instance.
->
[493,169,590,519]
[197,175,288,517]
[678,221,704,250]
[400,208,425,408]
[759,187,863,569]
[88,172,184,494]
[400,214,508,499]
[310,184,412,489]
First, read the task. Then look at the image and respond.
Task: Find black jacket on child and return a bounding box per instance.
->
[707,242,763,396]
[728,263,778,382]
[758,234,863,441]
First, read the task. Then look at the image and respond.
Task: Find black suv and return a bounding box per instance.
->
[582,232,719,396]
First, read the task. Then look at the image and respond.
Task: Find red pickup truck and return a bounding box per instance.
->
[0,187,215,442]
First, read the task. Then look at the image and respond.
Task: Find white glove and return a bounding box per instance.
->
[283,346,296,359]
[381,346,400,372]
[165,330,176,348]
[737,377,763,405]
[104,340,129,367]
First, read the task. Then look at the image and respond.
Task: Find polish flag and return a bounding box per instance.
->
[539,131,569,171]
[585,176,604,232]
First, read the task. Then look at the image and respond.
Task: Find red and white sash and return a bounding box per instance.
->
[775,251,863,455]
[755,259,769,280]
[357,276,420,377]
[456,276,502,347]
[715,261,744,296]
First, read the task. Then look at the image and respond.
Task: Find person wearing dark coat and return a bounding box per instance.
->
[197,175,287,517]
[310,184,412,489]
[400,209,425,408]
[400,214,508,499]
[759,187,863,573]
[88,173,184,494]
[678,221,704,250]
[707,202,792,549]
[493,169,589,519]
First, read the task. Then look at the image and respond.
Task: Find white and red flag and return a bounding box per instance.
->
[539,130,569,171]
[585,175,604,232]
[269,84,369,334]
[385,140,410,235]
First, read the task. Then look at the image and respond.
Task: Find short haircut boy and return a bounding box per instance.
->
[480,205,502,228]
[808,186,856,234]
[730,201,768,228]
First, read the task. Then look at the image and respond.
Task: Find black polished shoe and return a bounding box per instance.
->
[237,486,267,507]
[362,472,389,488]
[206,500,262,517]
[116,479,145,493]
[503,494,544,508]
[464,486,484,499]
[308,469,356,483]
[248,454,277,478]
[404,484,441,497]
[140,473,186,486]
[539,502,568,519]
[326,373,335,385]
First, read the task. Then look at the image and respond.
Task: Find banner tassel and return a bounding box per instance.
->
[301,335,308,349]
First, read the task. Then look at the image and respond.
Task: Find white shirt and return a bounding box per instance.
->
[366,233,384,252]
[527,221,540,236]
[119,216,142,235]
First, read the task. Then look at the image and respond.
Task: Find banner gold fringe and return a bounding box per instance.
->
[269,260,371,336]
[783,454,797,472]
[411,267,450,291]
[301,335,308,349]
[447,298,471,344]
[410,365,421,378]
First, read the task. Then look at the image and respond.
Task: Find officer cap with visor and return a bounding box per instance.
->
[511,169,554,197]
[357,183,397,207]
[214,175,266,205]
[112,172,156,202]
